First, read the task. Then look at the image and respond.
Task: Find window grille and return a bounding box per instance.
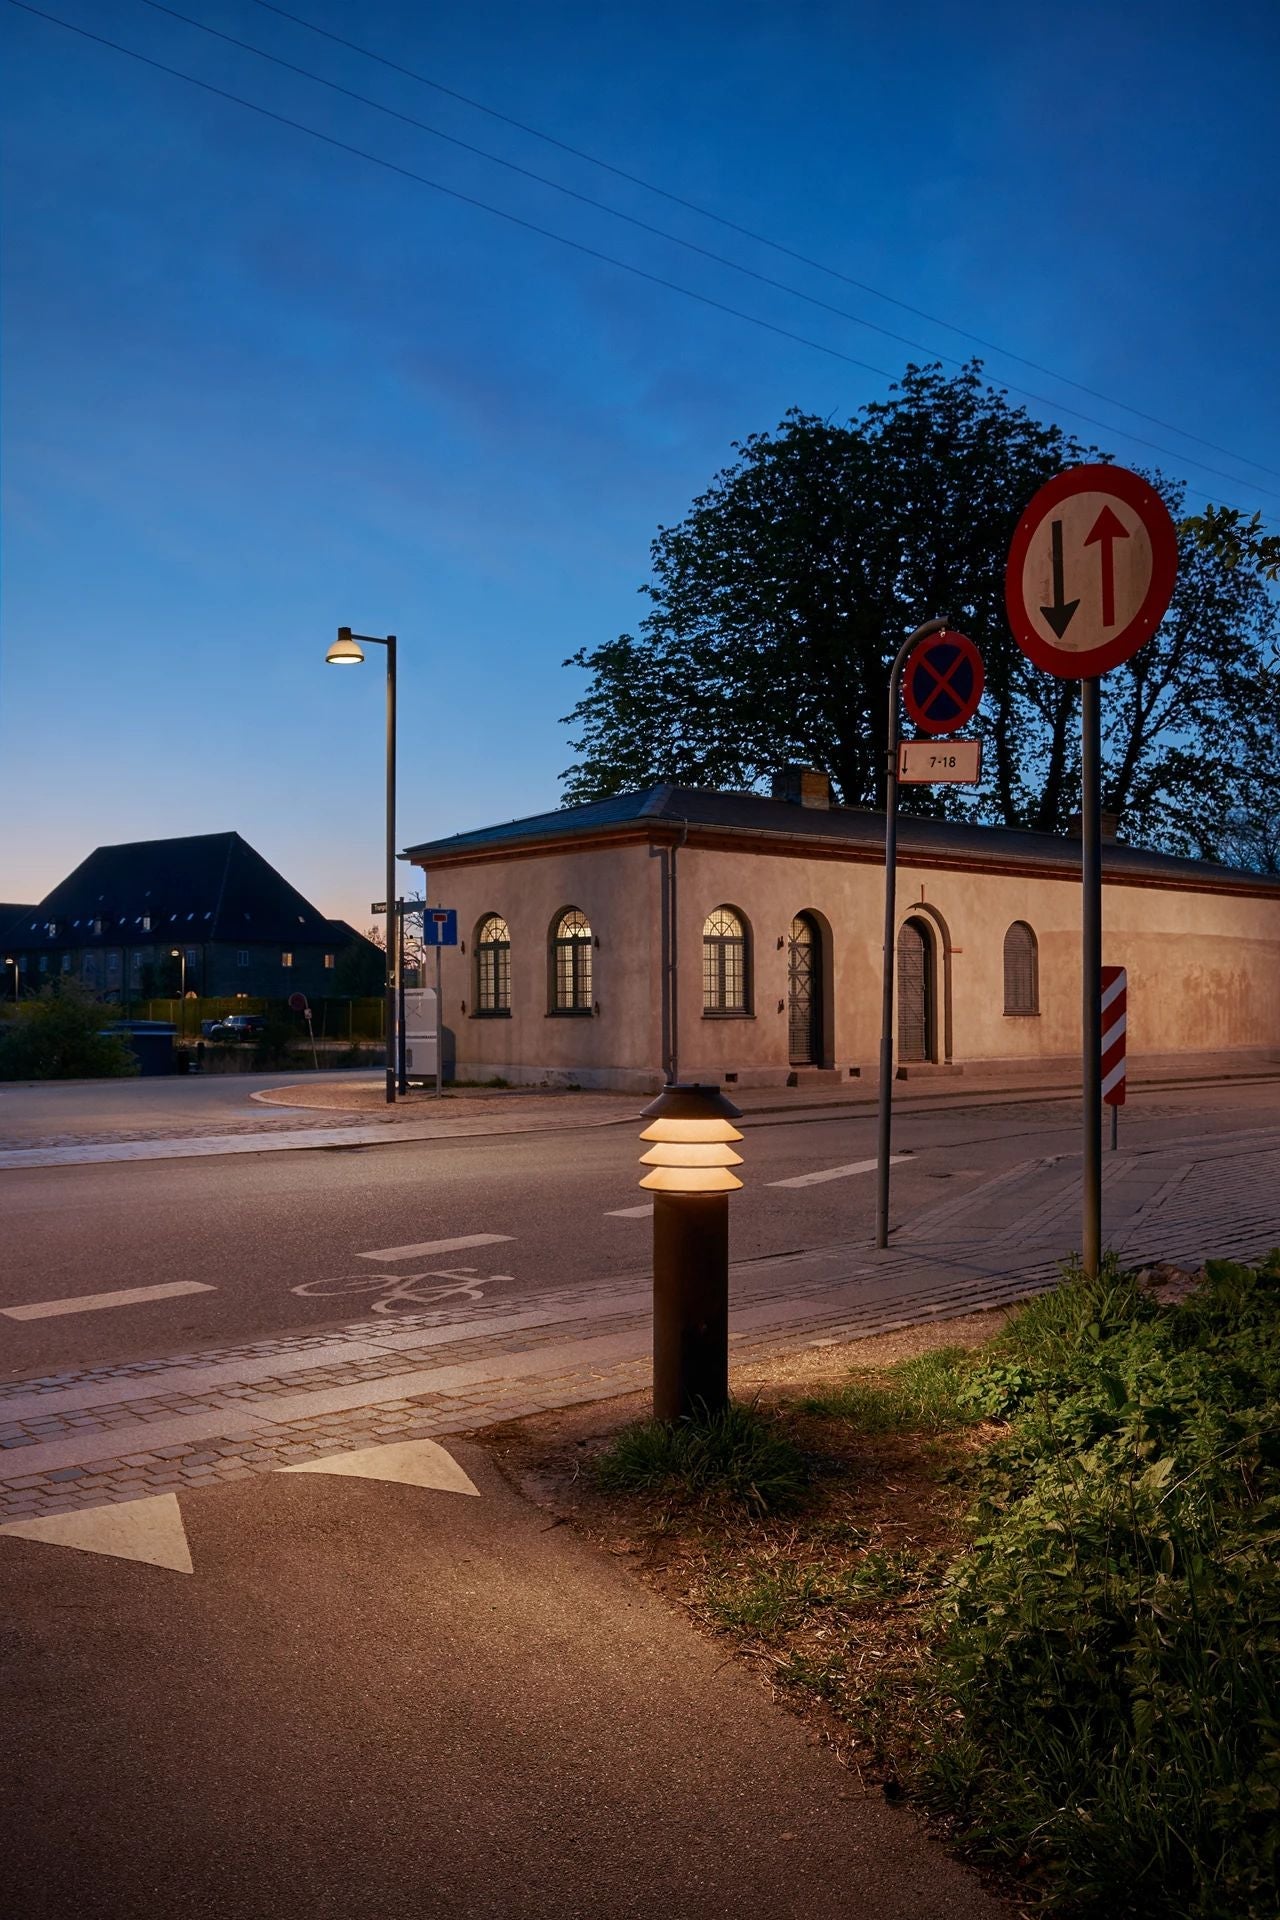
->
[475,915,511,1013]
[551,910,592,1012]
[702,908,748,1013]
[1003,922,1039,1015]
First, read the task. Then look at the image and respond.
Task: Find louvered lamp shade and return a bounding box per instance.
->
[638,1084,744,1193]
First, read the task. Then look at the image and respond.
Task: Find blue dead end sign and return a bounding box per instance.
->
[422,909,458,947]
[902,629,984,736]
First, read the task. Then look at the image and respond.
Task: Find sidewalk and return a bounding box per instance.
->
[3,1123,1276,1525]
[3,1049,1277,1169]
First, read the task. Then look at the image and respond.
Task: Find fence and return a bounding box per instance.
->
[136,996,387,1040]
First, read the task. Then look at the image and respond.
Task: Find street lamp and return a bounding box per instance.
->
[326,626,398,1105]
[4,956,18,1003]
[169,947,186,1037]
[639,1084,744,1422]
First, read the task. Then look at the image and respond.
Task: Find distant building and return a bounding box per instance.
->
[405,772,1280,1094]
[2,833,379,1002]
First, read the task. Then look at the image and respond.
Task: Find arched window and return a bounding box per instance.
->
[551,909,593,1013]
[1003,922,1039,1015]
[703,907,749,1014]
[474,915,511,1014]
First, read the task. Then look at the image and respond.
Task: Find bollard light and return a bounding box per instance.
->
[639,1084,744,1423]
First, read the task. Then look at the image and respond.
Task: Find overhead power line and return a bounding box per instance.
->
[9,0,1277,527]
[249,0,1280,489]
[127,0,1278,505]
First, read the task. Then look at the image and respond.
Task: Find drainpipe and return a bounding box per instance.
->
[669,820,688,1085]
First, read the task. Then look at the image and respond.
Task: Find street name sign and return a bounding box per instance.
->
[902,630,984,734]
[897,739,982,784]
[1005,465,1178,678]
[1101,966,1127,1106]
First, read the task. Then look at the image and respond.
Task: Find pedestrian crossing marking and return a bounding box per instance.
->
[279,1437,479,1497]
[0,1493,193,1573]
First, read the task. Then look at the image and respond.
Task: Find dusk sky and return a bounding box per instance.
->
[4,0,1278,932]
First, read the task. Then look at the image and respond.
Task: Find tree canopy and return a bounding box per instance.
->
[562,363,1278,863]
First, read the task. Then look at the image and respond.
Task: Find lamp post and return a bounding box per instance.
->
[4,957,18,1003]
[169,948,186,1038]
[638,1084,744,1422]
[326,626,398,1105]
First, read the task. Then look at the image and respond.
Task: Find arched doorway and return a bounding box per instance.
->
[897,917,935,1063]
[787,914,823,1065]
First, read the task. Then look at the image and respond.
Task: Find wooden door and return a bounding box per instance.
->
[787,914,821,1065]
[897,919,932,1063]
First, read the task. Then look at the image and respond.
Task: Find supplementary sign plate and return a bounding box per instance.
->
[898,739,982,784]
[1006,465,1177,678]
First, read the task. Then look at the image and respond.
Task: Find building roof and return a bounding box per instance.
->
[0,905,36,943]
[9,833,369,951]
[404,783,1280,895]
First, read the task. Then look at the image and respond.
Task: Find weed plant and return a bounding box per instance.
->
[593,1401,807,1513]
[799,1346,979,1433]
[917,1252,1280,1919]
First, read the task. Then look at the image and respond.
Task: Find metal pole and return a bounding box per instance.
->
[875,617,949,1249]
[1082,676,1103,1276]
[652,1192,729,1422]
[397,898,408,1094]
[435,939,443,1098]
[384,635,397,1105]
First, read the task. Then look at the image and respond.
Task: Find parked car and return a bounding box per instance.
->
[208,1013,266,1042]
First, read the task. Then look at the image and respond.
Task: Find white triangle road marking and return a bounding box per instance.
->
[0,1493,193,1574]
[279,1437,479,1497]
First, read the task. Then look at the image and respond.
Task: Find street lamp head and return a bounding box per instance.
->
[170,948,181,959]
[326,627,366,666]
[638,1083,744,1193]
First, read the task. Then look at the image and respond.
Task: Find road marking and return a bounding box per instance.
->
[0,1493,193,1574]
[605,1203,653,1219]
[768,1155,910,1189]
[0,1281,214,1322]
[280,1437,479,1496]
[354,1233,513,1262]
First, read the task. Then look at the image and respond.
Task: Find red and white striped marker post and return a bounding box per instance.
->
[1101,965,1127,1148]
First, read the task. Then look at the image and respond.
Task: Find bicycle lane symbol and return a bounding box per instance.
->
[290,1266,513,1316]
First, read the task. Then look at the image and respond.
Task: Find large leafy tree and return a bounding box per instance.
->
[562,364,1278,858]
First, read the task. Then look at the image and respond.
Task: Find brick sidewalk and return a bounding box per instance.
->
[2,1128,1277,1526]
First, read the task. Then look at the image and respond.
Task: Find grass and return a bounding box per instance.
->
[593,1400,808,1513]
[798,1345,979,1433]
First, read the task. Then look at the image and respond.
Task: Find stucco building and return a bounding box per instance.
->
[405,772,1280,1095]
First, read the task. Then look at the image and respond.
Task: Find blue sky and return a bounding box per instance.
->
[4,0,1278,930]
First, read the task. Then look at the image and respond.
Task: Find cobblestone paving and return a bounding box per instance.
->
[3,1129,1276,1524]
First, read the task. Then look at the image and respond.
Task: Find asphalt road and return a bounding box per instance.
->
[4,1080,1278,1377]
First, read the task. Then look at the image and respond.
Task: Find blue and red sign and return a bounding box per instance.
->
[902,630,985,736]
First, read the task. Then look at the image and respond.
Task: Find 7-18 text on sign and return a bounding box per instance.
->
[898,739,982,784]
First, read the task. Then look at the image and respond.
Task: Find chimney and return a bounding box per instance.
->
[1068,810,1122,843]
[771,766,831,810]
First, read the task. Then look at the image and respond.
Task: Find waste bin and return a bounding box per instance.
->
[109,1020,178,1076]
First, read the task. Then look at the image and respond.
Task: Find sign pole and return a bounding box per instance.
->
[875,616,950,1250]
[434,941,443,1099]
[1081,676,1103,1278]
[397,898,408,1095]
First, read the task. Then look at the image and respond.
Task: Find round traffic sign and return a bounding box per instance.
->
[1005,464,1177,678]
[288,992,308,1013]
[902,630,984,736]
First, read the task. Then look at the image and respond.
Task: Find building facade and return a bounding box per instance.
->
[2,832,378,1004]
[405,777,1280,1095]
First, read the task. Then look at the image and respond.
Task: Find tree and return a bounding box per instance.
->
[1181,505,1280,586]
[333,935,385,998]
[0,983,138,1081]
[562,363,1279,855]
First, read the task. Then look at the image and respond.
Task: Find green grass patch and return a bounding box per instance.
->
[915,1250,1280,1919]
[593,1400,807,1513]
[799,1345,980,1433]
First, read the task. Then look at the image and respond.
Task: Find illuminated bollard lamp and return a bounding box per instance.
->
[638,1084,744,1423]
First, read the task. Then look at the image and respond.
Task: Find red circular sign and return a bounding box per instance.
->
[1005,464,1178,679]
[902,630,985,736]
[288,992,308,1012]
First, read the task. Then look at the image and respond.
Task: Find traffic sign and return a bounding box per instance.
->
[1006,465,1178,678]
[902,630,984,735]
[422,909,458,948]
[1101,966,1127,1106]
[898,739,982,784]
[287,992,308,1013]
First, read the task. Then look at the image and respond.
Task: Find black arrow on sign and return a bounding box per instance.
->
[1039,519,1080,638]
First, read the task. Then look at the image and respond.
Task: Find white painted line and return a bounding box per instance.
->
[1,1281,214,1322]
[354,1233,513,1262]
[605,1203,654,1219]
[768,1155,909,1190]
[1101,973,1127,1014]
[280,1437,479,1497]
[1102,1014,1126,1051]
[0,1493,193,1574]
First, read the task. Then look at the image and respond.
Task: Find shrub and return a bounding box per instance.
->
[0,984,138,1081]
